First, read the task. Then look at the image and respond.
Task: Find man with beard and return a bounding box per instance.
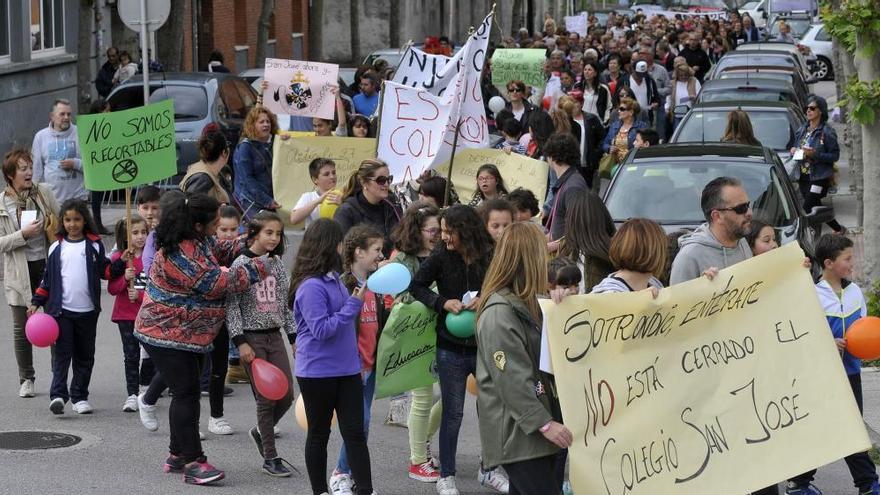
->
[678,32,711,83]
[669,176,753,284]
[31,99,88,206]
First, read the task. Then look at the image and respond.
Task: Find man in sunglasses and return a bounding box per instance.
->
[670,176,753,285]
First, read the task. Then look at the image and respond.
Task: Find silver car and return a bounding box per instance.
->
[799,23,834,80]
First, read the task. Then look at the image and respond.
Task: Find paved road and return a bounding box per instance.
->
[0,81,874,494]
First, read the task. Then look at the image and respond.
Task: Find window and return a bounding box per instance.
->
[815,27,830,42]
[31,0,65,54]
[107,84,209,121]
[1,0,10,61]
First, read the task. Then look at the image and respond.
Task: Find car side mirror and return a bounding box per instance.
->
[761,9,768,18]
[674,104,689,119]
[805,205,834,226]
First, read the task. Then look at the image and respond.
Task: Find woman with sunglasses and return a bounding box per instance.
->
[791,95,846,234]
[504,79,536,131]
[334,159,402,257]
[602,97,648,164]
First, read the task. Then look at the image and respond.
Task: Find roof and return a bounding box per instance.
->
[143,72,239,83]
[700,78,794,92]
[629,143,770,161]
[691,100,795,111]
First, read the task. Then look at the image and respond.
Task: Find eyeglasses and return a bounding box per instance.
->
[421,227,440,235]
[716,202,751,215]
[618,106,630,112]
[806,105,818,111]
[507,87,523,93]
[368,175,394,186]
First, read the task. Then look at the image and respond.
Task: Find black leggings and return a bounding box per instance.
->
[208,325,229,418]
[503,454,562,495]
[297,374,372,495]
[142,343,206,464]
[799,178,843,232]
[117,321,140,396]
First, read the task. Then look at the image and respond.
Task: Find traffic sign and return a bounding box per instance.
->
[117,0,170,32]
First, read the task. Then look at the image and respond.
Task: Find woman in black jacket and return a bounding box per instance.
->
[333,159,402,257]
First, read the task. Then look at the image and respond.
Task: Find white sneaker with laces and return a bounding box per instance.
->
[208,416,234,435]
[137,393,158,431]
[274,424,282,437]
[436,476,459,495]
[72,400,93,414]
[122,394,138,412]
[478,467,510,493]
[329,470,354,495]
[19,379,35,398]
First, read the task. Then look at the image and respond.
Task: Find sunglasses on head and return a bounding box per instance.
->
[368,175,394,186]
[716,202,750,215]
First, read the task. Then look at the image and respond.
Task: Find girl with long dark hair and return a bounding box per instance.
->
[558,192,616,292]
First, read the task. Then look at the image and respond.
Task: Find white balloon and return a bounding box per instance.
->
[488,96,506,114]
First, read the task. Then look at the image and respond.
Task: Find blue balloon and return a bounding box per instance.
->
[366,262,412,295]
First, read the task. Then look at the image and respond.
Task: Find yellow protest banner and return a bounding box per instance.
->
[272,136,376,226]
[542,242,870,495]
[435,148,549,206]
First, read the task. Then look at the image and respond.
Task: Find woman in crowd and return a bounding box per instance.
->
[602,97,648,164]
[721,110,762,146]
[181,128,233,205]
[592,218,667,294]
[467,164,509,208]
[558,192,616,293]
[476,222,572,495]
[410,204,507,495]
[0,149,59,398]
[505,80,536,130]
[666,58,701,136]
[334,159,402,257]
[233,106,281,220]
[135,192,270,485]
[575,61,611,123]
[599,54,627,96]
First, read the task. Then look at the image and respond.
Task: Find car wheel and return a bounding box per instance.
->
[813,56,833,81]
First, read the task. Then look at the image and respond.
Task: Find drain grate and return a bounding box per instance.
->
[0,431,82,450]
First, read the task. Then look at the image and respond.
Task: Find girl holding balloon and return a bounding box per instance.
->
[328,224,390,494]
[290,218,374,495]
[290,158,341,228]
[226,210,296,478]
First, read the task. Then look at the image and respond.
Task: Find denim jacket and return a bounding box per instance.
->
[601,119,648,154]
[232,138,275,216]
[793,122,839,181]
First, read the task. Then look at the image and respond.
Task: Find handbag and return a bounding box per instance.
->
[598,153,617,179]
[33,186,59,243]
[783,157,801,182]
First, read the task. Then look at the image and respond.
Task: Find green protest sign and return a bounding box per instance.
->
[491,49,547,89]
[374,301,438,399]
[77,99,177,191]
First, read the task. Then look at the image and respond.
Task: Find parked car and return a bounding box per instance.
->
[107,72,258,179]
[714,65,812,106]
[708,50,812,82]
[603,143,832,252]
[800,23,834,80]
[734,40,817,73]
[767,12,814,40]
[738,0,768,28]
[670,101,805,161]
[694,77,805,108]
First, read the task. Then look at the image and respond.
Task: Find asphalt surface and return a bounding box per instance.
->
[0,81,875,495]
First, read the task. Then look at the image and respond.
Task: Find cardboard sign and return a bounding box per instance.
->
[77,99,177,191]
[564,12,588,37]
[434,148,549,207]
[541,243,870,494]
[491,49,547,89]
[263,58,339,120]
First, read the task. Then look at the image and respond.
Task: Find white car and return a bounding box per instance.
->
[799,23,834,80]
[739,0,768,29]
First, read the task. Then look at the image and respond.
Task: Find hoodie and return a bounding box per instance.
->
[591,273,664,294]
[669,223,752,285]
[816,279,866,376]
[31,124,88,203]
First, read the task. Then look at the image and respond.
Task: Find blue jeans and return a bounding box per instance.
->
[437,347,477,477]
[337,370,376,474]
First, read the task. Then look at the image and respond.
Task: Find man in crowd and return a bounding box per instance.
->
[621,60,661,123]
[670,176,753,284]
[679,32,711,83]
[95,47,119,98]
[353,72,381,117]
[32,99,90,208]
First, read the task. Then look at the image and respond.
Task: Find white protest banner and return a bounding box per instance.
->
[380,12,493,179]
[263,58,339,120]
[564,12,588,37]
[650,9,729,20]
[542,243,870,494]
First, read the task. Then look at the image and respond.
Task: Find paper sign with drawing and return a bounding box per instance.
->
[263,58,339,120]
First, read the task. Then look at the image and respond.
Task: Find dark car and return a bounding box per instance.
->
[602,143,833,254]
[707,50,813,82]
[670,101,806,161]
[106,72,259,179]
[693,77,805,109]
[714,65,812,106]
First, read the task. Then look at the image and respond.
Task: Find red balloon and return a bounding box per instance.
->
[25,313,59,347]
[251,358,289,401]
[846,316,880,359]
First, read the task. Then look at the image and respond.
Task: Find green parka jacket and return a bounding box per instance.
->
[475,289,560,467]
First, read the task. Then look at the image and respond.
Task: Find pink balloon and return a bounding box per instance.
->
[25,313,59,347]
[251,358,289,401]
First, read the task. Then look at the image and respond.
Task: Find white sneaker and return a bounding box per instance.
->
[19,379,35,398]
[329,470,354,495]
[436,476,459,495]
[208,416,234,435]
[199,430,206,440]
[274,424,281,437]
[478,467,510,493]
[72,400,93,414]
[122,394,138,412]
[49,397,65,415]
[137,393,158,431]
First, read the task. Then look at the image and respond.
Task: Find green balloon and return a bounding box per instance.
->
[446,310,476,338]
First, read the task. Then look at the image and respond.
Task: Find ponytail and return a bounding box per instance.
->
[155,192,221,254]
[342,158,388,200]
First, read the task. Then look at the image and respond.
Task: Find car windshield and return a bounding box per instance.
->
[719,71,793,84]
[715,55,795,72]
[605,160,794,227]
[700,89,791,104]
[769,19,812,38]
[364,53,403,68]
[149,85,209,121]
[675,110,794,150]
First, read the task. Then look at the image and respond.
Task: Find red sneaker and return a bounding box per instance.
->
[409,461,440,483]
[183,460,225,485]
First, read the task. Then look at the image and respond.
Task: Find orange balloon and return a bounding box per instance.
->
[294,395,337,431]
[466,374,478,396]
[846,317,880,359]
